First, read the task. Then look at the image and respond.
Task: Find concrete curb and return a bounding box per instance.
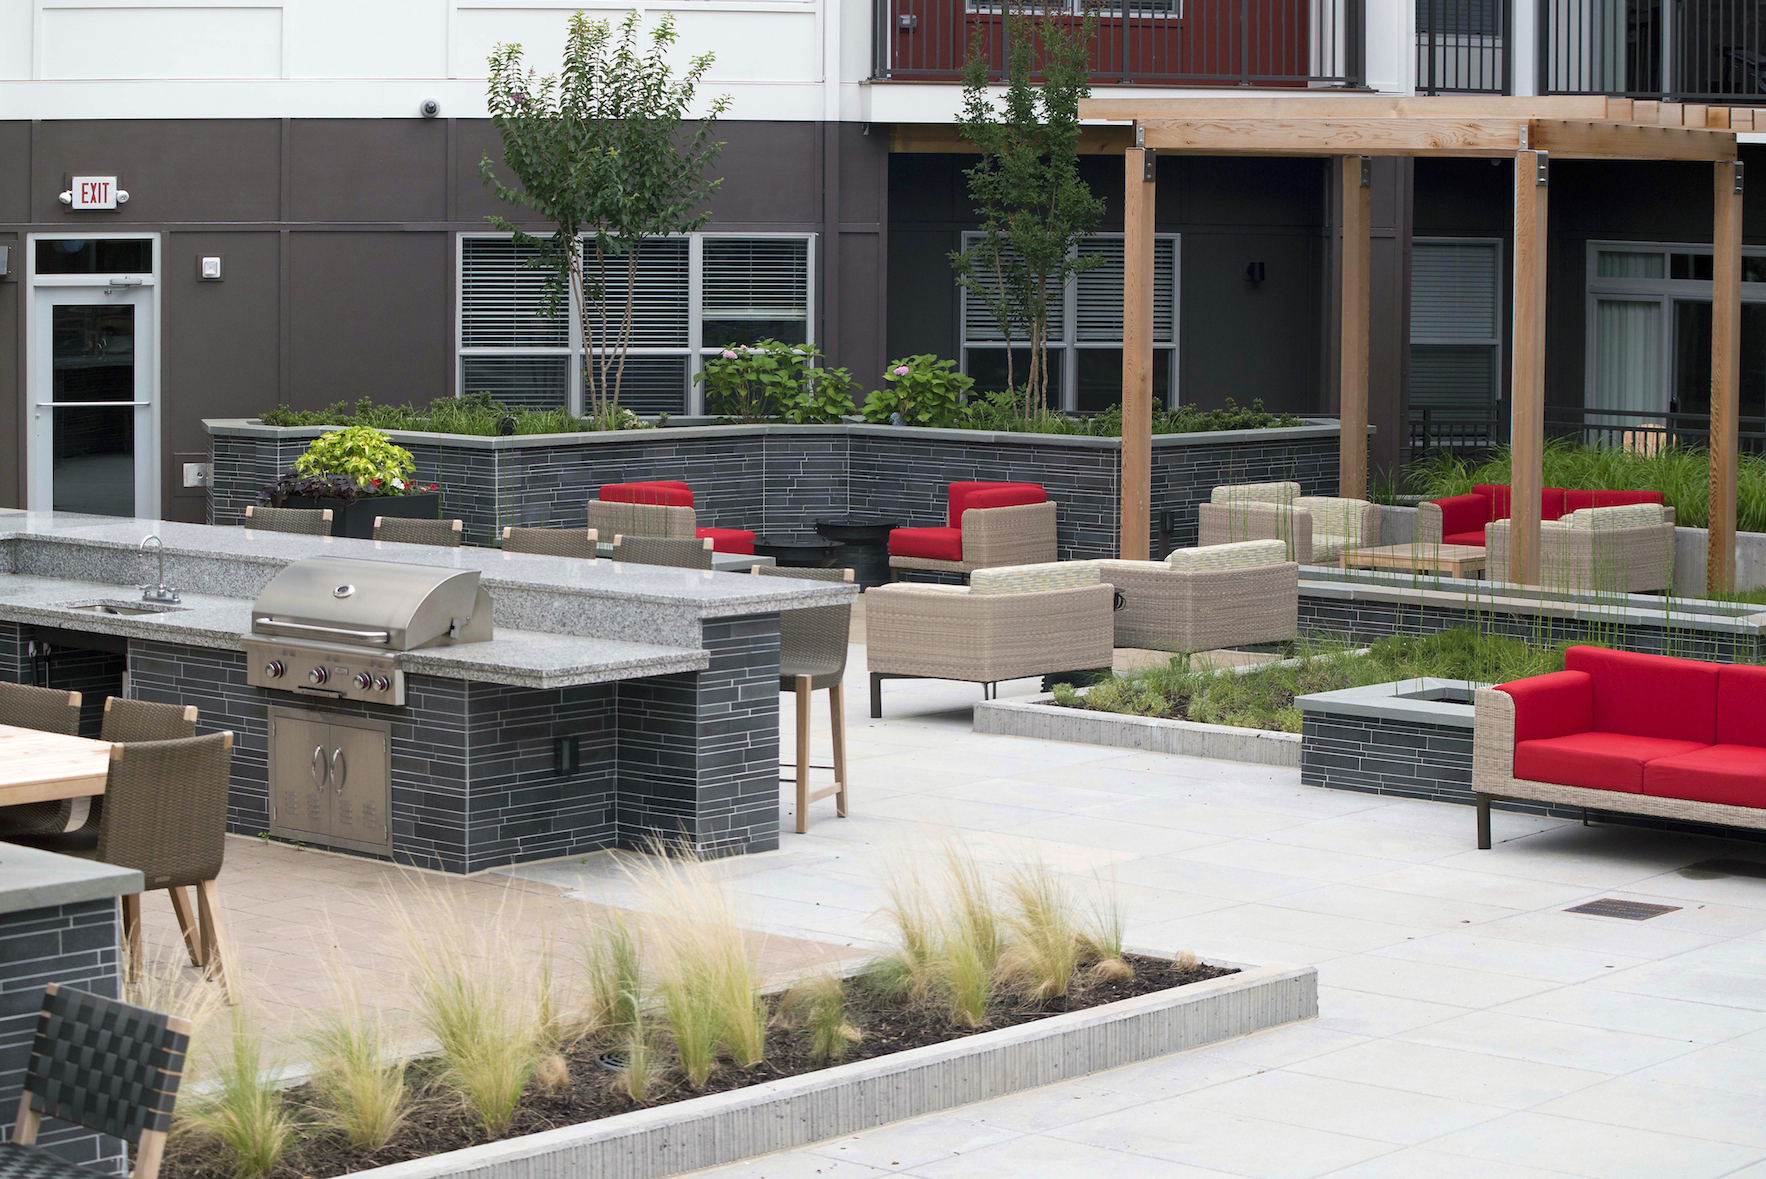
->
[974,695,1301,767]
[348,961,1316,1179]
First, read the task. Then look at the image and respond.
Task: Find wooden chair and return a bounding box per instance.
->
[373,517,463,547]
[2,984,191,1179]
[243,505,333,535]
[610,534,714,569]
[0,682,83,837]
[754,566,854,833]
[501,526,597,559]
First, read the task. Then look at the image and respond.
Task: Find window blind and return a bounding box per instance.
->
[1075,237,1174,343]
[460,237,567,349]
[703,238,809,320]
[586,237,689,348]
[1411,241,1498,342]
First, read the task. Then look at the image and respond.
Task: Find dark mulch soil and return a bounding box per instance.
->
[162,954,1235,1179]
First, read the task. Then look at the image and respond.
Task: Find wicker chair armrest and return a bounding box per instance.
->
[1417,501,1444,546]
[962,500,1058,568]
[1195,503,1311,564]
[1472,686,1517,794]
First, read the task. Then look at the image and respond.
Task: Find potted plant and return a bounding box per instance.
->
[260,425,441,539]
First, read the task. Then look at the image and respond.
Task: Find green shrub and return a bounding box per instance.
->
[259,393,650,436]
[864,356,973,427]
[293,426,417,493]
[695,341,856,423]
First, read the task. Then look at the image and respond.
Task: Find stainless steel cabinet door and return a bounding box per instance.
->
[326,716,391,851]
[269,709,332,841]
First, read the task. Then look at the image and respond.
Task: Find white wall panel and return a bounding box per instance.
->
[286,0,446,77]
[41,5,284,80]
[453,7,818,84]
[0,7,32,79]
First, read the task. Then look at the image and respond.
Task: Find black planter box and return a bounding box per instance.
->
[278,491,440,539]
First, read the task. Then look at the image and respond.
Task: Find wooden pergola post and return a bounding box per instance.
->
[1339,157,1370,501]
[1120,138,1156,559]
[1709,160,1743,594]
[1509,147,1549,586]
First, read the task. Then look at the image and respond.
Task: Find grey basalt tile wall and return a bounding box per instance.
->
[209,424,1343,560]
[0,899,126,1176]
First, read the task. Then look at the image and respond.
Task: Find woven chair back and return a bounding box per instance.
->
[244,505,333,536]
[587,498,694,540]
[0,681,81,735]
[610,535,714,569]
[23,984,189,1145]
[501,527,596,559]
[373,517,463,547]
[97,732,233,890]
[101,698,198,743]
[755,566,854,685]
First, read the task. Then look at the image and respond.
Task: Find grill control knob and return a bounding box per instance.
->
[354,672,374,690]
[263,660,285,679]
[372,676,392,692]
[307,667,329,686]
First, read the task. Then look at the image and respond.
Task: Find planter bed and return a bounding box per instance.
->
[164,955,1315,1179]
[976,692,1301,766]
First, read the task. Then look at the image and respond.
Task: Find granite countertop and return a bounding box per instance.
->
[0,842,142,916]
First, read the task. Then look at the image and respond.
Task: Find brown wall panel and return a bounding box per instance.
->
[288,232,450,406]
[0,124,30,225]
[31,121,280,224]
[711,123,821,225]
[291,121,448,223]
[0,233,19,509]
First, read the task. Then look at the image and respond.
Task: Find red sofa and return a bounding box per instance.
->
[1471,646,1766,848]
[597,481,755,555]
[888,482,1055,575]
[1424,484,1667,548]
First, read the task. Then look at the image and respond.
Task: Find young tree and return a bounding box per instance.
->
[950,2,1105,417]
[482,12,730,422]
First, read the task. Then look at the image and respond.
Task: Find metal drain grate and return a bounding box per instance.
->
[1565,898,1682,921]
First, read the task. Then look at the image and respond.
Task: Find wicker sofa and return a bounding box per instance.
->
[1196,483,1378,565]
[1484,503,1676,592]
[1099,539,1298,653]
[1473,646,1766,849]
[586,481,755,555]
[888,482,1057,577]
[866,560,1113,716]
[1420,484,1672,548]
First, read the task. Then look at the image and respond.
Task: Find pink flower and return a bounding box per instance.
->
[721,349,738,359]
[893,365,910,376]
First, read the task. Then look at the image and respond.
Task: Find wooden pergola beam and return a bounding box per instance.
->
[1710,161,1744,593]
[1340,158,1370,501]
[1529,119,1738,162]
[1120,146,1156,559]
[1138,118,1735,161]
[1510,150,1549,587]
[1080,96,1623,121]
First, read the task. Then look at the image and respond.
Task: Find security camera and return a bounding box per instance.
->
[420,99,440,119]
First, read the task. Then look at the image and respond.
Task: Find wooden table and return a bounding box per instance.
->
[0,724,111,806]
[1340,543,1487,578]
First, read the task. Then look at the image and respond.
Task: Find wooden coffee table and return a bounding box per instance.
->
[0,723,111,806]
[1340,543,1486,578]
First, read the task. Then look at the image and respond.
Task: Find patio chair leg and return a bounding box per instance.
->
[870,671,883,719]
[120,894,142,980]
[168,886,205,967]
[829,682,848,818]
[196,878,235,1002]
[795,676,811,835]
[1476,793,1492,850]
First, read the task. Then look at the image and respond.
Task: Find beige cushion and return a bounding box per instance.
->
[1165,539,1288,572]
[1210,481,1300,507]
[1562,503,1666,529]
[1293,496,1370,538]
[969,560,1101,595]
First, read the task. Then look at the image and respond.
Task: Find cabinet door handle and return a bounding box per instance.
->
[331,748,347,794]
[311,745,328,787]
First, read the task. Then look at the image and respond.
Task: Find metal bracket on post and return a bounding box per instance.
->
[1518,123,1529,151]
[1359,156,1371,187]
[1134,122,1145,149]
[1143,147,1157,183]
[1737,161,1746,195]
[1536,150,1549,185]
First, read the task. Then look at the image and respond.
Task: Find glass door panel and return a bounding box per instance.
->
[51,304,137,516]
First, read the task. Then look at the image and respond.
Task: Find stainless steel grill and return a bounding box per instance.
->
[244,557,493,706]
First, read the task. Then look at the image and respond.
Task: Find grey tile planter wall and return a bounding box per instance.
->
[208,420,1346,560]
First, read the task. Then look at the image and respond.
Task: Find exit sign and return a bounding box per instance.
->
[70,177,119,210]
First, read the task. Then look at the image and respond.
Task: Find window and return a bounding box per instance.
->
[958,232,1178,411]
[457,233,814,416]
[1410,239,1501,424]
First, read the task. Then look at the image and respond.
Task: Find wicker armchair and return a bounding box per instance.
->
[586,498,697,543]
[1,984,192,1179]
[610,534,715,569]
[1100,540,1298,654]
[867,562,1114,716]
[889,482,1057,577]
[1195,484,1375,566]
[374,516,463,547]
[243,505,333,535]
[755,566,854,833]
[591,481,755,554]
[1484,504,1676,592]
[501,526,597,559]
[0,683,83,837]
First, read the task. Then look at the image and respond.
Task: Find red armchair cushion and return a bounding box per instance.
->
[946,481,1045,527]
[1471,484,1569,522]
[695,527,754,555]
[601,481,694,507]
[1564,489,1666,513]
[1516,732,1706,794]
[1643,745,1766,808]
[890,526,964,562]
[1564,646,1719,744]
[1496,670,1593,743]
[1444,530,1489,547]
[960,485,1047,521]
[1717,664,1766,748]
[1430,494,1490,540]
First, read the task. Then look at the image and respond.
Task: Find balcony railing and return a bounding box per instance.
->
[1416,0,1513,92]
[871,0,1364,87]
[1408,404,1766,460]
[1541,0,1766,101]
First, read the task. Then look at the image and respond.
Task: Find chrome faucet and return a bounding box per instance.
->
[138,535,181,604]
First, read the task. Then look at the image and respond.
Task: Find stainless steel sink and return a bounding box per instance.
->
[60,601,186,617]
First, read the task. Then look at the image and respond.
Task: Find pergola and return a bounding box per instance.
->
[1080,95,1746,592]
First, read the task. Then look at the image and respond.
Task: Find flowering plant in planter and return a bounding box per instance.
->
[695,341,856,424]
[863,355,973,428]
[292,426,432,496]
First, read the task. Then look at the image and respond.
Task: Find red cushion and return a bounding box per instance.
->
[601,481,693,507]
[1443,529,1488,547]
[946,482,1044,527]
[695,527,754,555]
[1643,745,1766,808]
[1472,485,1569,521]
[1717,664,1766,747]
[1516,732,1707,794]
[961,485,1047,521]
[889,526,963,562]
[1564,489,1666,513]
[1431,494,1491,538]
[1564,647,1719,744]
[1497,670,1593,743]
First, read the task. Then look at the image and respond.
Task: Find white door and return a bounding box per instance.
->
[31,283,156,517]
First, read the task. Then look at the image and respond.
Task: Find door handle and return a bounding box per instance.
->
[311,745,329,787]
[331,748,347,795]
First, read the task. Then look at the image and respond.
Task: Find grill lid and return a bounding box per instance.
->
[251,557,492,650]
